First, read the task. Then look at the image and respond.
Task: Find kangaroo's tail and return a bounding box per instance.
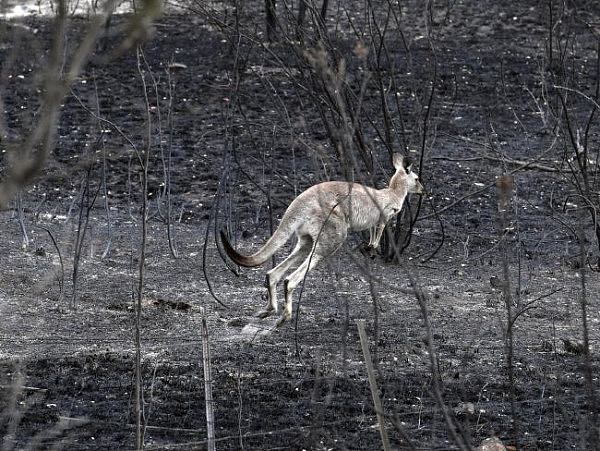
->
[220,220,295,268]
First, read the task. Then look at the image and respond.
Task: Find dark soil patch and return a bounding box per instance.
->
[1,1,600,450]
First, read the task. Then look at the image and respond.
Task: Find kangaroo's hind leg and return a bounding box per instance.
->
[259,235,312,319]
[277,221,347,326]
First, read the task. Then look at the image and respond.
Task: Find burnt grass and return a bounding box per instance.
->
[1,1,600,449]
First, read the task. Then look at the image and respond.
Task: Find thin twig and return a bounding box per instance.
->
[134,46,152,451]
[356,320,391,451]
[36,225,65,303]
[200,308,216,451]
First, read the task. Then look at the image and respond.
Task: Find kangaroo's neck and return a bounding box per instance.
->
[387,171,408,198]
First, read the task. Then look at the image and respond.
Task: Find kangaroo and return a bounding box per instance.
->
[220,153,424,326]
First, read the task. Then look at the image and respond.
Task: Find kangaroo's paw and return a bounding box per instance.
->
[275,314,291,328]
[256,309,275,319]
[358,242,378,259]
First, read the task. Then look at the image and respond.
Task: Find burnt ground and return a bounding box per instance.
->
[1,1,600,449]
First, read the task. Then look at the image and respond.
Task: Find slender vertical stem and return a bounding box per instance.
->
[400,263,470,451]
[16,191,29,247]
[165,68,178,258]
[577,229,599,446]
[356,320,391,451]
[134,46,152,451]
[201,308,216,451]
[498,174,520,450]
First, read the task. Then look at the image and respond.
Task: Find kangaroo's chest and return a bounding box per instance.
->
[339,191,392,231]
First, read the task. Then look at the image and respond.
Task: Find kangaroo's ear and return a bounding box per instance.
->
[392,153,404,171]
[392,153,414,173]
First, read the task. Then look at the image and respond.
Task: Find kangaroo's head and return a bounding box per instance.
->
[390,153,425,194]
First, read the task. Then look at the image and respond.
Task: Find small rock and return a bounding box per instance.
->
[562,338,585,355]
[454,402,475,416]
[477,436,506,451]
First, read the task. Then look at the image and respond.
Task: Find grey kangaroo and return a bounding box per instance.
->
[221,153,424,326]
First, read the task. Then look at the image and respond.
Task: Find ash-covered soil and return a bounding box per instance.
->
[1,1,599,449]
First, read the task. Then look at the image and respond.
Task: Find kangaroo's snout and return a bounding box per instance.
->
[415,180,425,194]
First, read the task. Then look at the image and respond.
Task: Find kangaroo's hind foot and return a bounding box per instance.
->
[256,307,276,319]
